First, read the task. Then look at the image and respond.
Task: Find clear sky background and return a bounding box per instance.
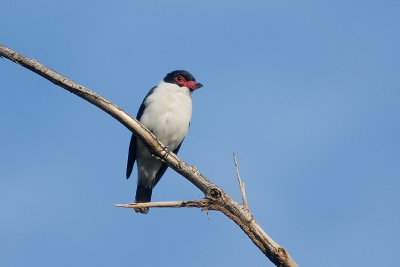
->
[1,1,399,266]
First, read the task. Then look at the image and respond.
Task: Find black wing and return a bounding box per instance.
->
[126,87,157,179]
[152,140,184,187]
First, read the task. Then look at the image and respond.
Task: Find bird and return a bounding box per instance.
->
[126,70,203,214]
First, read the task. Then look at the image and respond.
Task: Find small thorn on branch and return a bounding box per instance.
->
[233,152,249,210]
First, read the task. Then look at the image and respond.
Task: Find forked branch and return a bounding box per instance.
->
[0,44,298,267]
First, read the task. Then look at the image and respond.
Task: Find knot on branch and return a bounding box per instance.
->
[277,247,288,257]
[207,187,222,200]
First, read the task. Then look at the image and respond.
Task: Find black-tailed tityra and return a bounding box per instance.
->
[126,70,203,214]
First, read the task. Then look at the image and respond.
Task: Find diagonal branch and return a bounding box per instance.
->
[0,44,298,267]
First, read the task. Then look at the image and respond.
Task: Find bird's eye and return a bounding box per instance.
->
[176,75,184,81]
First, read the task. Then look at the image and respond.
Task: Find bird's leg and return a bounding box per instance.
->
[152,146,170,162]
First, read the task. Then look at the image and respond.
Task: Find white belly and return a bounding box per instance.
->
[136,81,192,187]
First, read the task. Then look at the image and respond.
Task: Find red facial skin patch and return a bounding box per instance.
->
[175,76,202,90]
[184,80,202,90]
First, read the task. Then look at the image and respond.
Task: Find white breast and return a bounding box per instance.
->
[139,81,192,150]
[135,81,192,187]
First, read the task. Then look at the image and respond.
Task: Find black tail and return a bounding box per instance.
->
[134,185,152,214]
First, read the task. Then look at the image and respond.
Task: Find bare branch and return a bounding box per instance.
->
[0,44,298,267]
[233,152,249,210]
[113,199,210,209]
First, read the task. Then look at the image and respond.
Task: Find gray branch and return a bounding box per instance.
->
[0,44,298,267]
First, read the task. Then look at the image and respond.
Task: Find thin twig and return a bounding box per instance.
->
[233,152,249,210]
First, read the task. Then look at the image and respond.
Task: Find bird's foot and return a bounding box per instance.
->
[152,146,170,162]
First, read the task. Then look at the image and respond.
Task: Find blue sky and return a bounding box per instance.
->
[1,1,399,266]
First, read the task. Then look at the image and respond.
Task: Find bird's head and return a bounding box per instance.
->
[163,70,203,91]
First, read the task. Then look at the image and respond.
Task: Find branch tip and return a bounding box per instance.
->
[232,152,249,210]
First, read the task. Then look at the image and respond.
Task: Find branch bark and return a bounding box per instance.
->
[113,199,210,209]
[0,44,298,267]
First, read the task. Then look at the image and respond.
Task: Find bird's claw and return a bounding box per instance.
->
[152,146,170,162]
